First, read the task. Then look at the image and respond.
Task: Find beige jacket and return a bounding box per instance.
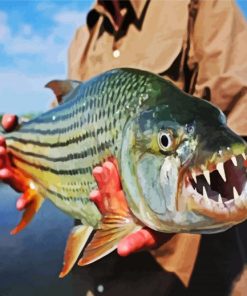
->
[67,0,247,286]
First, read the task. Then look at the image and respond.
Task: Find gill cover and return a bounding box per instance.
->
[120,115,184,232]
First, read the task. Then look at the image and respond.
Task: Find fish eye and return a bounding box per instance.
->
[158,131,173,151]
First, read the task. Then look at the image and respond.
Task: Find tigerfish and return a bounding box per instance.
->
[1,68,247,277]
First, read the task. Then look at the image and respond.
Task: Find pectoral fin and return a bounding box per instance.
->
[59,159,141,276]
[78,214,141,266]
[11,188,44,235]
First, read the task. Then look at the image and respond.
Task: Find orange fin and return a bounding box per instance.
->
[11,187,44,235]
[78,214,140,266]
[59,225,93,278]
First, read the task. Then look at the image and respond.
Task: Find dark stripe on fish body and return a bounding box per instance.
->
[36,180,91,203]
[19,100,115,137]
[6,133,99,152]
[10,135,112,169]
[5,69,154,208]
[8,145,97,163]
[6,128,95,147]
[45,187,90,203]
[26,71,142,126]
[7,110,118,150]
[11,154,93,176]
[13,122,81,135]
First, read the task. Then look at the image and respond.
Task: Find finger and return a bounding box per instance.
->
[117,229,156,256]
[0,147,7,167]
[0,146,6,156]
[16,190,35,211]
[16,194,30,211]
[92,166,108,189]
[0,136,6,147]
[0,146,11,169]
[102,161,121,190]
[117,228,173,257]
[0,168,13,180]
[89,189,107,214]
[2,114,18,132]
[89,189,101,203]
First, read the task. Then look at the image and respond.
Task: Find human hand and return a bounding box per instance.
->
[0,114,18,183]
[117,227,173,256]
[0,114,43,234]
[1,114,19,132]
[0,114,30,199]
[90,159,174,257]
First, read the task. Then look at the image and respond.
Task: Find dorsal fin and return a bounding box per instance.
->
[45,80,81,104]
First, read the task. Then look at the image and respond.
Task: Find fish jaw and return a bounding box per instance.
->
[178,147,247,230]
[120,113,247,233]
[121,147,247,233]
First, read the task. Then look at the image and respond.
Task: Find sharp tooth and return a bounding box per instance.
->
[233,186,240,200]
[203,170,211,185]
[202,186,211,206]
[191,171,197,183]
[203,186,208,198]
[216,162,226,182]
[231,156,238,166]
[218,194,224,205]
[242,153,246,160]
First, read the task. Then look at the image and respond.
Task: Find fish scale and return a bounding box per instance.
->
[1,68,247,275]
[3,69,152,224]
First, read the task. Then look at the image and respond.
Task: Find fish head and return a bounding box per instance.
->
[120,79,247,233]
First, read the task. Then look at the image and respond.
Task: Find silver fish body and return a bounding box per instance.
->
[2,68,247,234]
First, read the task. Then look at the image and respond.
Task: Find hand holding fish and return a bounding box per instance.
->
[0,113,171,258]
[1,114,18,132]
[0,136,13,181]
[0,115,27,193]
[0,114,44,235]
[0,69,246,277]
[90,159,173,256]
[0,114,16,183]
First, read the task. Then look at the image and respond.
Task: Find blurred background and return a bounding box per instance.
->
[0,0,246,115]
[0,1,247,296]
[0,0,93,115]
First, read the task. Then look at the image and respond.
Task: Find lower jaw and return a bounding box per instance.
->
[186,189,247,224]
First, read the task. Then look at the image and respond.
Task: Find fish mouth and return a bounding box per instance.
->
[182,152,247,223]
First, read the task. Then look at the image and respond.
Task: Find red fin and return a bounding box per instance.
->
[78,159,141,266]
[78,214,140,266]
[59,225,93,278]
[11,187,44,235]
[0,135,44,234]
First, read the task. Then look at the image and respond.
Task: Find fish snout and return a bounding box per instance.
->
[185,144,247,225]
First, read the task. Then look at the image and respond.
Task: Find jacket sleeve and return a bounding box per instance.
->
[191,0,247,136]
